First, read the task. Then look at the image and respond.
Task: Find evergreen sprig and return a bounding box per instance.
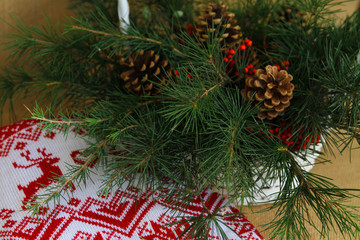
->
[1,0,360,239]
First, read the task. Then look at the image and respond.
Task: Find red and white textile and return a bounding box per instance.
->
[0,120,264,240]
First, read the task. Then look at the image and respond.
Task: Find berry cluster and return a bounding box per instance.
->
[174,69,192,79]
[244,63,256,76]
[240,39,253,50]
[255,122,321,152]
[174,69,192,84]
[185,23,197,35]
[224,39,255,77]
[274,122,321,151]
[224,49,237,73]
[274,61,290,71]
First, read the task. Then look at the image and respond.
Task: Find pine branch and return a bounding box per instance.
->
[24,105,86,125]
[27,139,108,216]
[265,152,360,240]
[70,25,185,56]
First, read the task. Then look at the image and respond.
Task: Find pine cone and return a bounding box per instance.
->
[196,2,242,48]
[242,65,294,120]
[276,4,308,29]
[121,50,172,96]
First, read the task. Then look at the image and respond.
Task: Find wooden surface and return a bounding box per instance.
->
[1,1,360,239]
[243,141,360,239]
[0,0,73,125]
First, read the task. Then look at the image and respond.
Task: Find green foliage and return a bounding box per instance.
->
[1,0,360,239]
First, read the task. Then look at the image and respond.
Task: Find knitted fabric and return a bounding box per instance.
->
[0,120,264,240]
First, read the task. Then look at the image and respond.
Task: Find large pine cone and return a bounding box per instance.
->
[121,50,172,96]
[242,65,295,120]
[196,3,242,48]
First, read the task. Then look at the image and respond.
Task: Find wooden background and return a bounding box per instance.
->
[0,0,73,125]
[1,1,360,239]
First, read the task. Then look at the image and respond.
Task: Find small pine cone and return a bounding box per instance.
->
[277,4,308,29]
[121,50,172,96]
[196,2,242,48]
[242,65,295,120]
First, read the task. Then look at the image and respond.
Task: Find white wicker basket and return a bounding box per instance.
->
[243,143,323,205]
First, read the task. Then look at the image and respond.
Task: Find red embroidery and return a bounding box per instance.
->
[44,131,56,139]
[140,220,180,239]
[68,198,81,207]
[72,231,92,240]
[3,220,16,228]
[0,209,14,220]
[0,188,263,240]
[70,150,98,168]
[0,120,264,240]
[93,232,105,240]
[0,120,41,157]
[72,127,86,136]
[13,148,64,208]
[14,141,27,150]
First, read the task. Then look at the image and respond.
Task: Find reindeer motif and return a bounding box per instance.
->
[13,148,64,208]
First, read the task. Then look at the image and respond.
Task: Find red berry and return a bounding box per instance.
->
[246,40,253,47]
[175,70,180,77]
[224,58,229,63]
[240,44,246,51]
[228,49,236,55]
[244,67,249,73]
[227,54,233,59]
